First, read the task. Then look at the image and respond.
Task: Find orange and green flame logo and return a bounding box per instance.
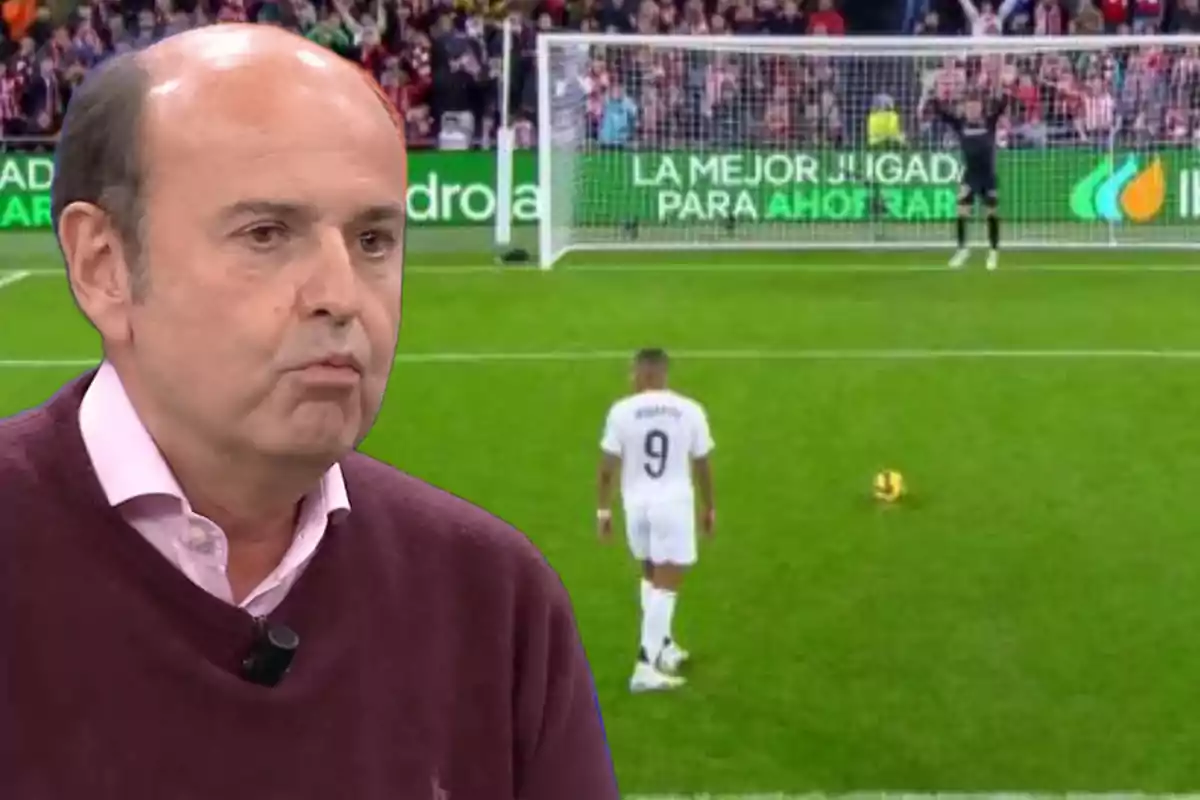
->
[1070,155,1166,223]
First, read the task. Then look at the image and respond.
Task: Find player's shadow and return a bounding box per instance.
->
[855,493,927,513]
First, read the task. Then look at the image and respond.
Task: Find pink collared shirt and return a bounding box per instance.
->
[78,361,350,617]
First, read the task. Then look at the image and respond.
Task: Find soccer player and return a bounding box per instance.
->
[932,88,1009,270]
[596,348,715,693]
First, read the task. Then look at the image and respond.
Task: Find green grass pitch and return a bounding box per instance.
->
[5,230,1200,794]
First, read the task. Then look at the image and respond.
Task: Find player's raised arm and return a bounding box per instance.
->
[987,90,1010,127]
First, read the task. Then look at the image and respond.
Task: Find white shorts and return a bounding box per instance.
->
[623,502,697,566]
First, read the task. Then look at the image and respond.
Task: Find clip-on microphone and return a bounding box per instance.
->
[241,618,300,688]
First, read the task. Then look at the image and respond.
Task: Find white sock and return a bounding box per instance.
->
[657,588,677,647]
[641,588,676,665]
[640,579,653,614]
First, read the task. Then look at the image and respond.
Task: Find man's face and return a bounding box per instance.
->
[964,99,983,120]
[128,62,407,462]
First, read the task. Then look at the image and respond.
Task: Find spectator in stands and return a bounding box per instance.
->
[434,50,482,147]
[1172,0,1200,31]
[25,3,52,42]
[598,81,637,145]
[771,0,806,33]
[1075,72,1115,140]
[762,82,793,143]
[22,54,60,133]
[71,19,108,66]
[1031,0,1068,34]
[710,79,746,143]
[1132,0,1164,32]
[1010,71,1047,146]
[913,8,940,32]
[1071,0,1104,33]
[1097,0,1130,32]
[2,0,38,43]
[728,2,754,33]
[957,0,1019,35]
[0,61,21,134]
[130,8,161,48]
[304,2,356,57]
[807,0,845,34]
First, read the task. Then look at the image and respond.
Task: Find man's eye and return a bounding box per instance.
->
[240,224,289,249]
[359,229,398,257]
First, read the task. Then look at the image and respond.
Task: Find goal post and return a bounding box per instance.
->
[531,32,1200,269]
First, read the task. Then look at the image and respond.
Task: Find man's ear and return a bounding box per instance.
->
[57,201,136,345]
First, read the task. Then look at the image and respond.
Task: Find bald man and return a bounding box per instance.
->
[0,25,618,800]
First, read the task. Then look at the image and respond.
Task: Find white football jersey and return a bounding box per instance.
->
[600,389,714,507]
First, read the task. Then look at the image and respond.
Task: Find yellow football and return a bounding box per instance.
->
[873,470,905,503]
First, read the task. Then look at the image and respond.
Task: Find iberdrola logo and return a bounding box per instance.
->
[1070,155,1166,223]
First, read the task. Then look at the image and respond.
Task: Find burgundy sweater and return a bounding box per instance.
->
[0,374,619,800]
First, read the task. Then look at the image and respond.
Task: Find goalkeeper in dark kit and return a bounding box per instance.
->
[930,86,1010,271]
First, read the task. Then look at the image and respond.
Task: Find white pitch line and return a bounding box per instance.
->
[555,263,1200,275]
[624,795,1200,800]
[9,263,1200,276]
[6,348,1200,369]
[0,270,31,291]
[382,348,1200,363]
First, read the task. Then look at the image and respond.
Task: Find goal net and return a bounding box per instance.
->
[534,33,1200,268]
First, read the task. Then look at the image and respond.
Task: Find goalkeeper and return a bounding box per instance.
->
[930,88,1009,271]
[867,94,905,147]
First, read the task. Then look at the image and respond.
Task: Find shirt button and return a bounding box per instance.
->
[185,526,216,555]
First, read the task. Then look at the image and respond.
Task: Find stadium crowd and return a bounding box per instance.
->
[0,0,1196,148]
